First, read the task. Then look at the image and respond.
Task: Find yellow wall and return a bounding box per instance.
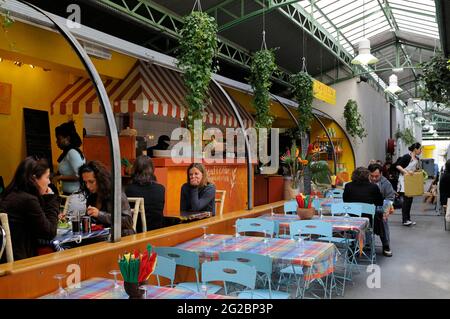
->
[310,118,355,175]
[0,21,137,185]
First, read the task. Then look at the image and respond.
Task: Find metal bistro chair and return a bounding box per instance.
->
[219,251,289,299]
[284,200,298,215]
[0,213,13,263]
[215,190,226,217]
[154,247,221,294]
[152,255,176,287]
[127,197,147,233]
[202,260,268,298]
[59,194,69,216]
[235,218,276,238]
[325,188,344,199]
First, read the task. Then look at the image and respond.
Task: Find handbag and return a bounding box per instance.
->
[393,194,403,209]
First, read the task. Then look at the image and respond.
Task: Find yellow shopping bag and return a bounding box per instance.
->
[404,171,424,197]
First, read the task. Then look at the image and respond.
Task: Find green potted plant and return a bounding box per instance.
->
[395,128,415,146]
[249,49,277,129]
[420,53,450,107]
[343,99,367,141]
[177,11,218,131]
[290,71,314,134]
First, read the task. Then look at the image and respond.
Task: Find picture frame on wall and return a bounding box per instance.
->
[0,82,12,115]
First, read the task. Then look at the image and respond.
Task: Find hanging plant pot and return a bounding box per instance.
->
[343,99,367,141]
[290,71,314,134]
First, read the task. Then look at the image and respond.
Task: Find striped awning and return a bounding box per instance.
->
[51,61,254,128]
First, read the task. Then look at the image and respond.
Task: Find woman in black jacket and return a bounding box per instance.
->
[0,157,59,261]
[79,161,135,236]
[180,163,216,216]
[439,159,450,208]
[125,156,165,231]
[396,142,422,226]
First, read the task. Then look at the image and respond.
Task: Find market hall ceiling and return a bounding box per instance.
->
[23,0,444,103]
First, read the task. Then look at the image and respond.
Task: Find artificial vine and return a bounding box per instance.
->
[290,71,314,133]
[420,53,450,107]
[249,49,277,129]
[343,99,367,141]
[177,11,218,130]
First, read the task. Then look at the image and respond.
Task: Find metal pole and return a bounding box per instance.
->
[19,1,122,242]
[211,79,253,210]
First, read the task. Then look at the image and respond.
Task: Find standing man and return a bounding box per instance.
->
[368,163,395,257]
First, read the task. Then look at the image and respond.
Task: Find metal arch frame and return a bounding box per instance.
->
[210,79,254,210]
[18,1,123,242]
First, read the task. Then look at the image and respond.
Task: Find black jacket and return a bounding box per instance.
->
[180,183,216,216]
[440,171,450,206]
[343,181,384,236]
[125,182,165,231]
[0,191,59,261]
[85,192,135,236]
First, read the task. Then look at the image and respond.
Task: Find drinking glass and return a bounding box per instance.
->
[201,284,208,299]
[53,274,69,299]
[201,226,208,240]
[109,269,124,297]
[270,206,275,217]
[263,230,269,244]
[296,228,303,247]
[319,208,323,219]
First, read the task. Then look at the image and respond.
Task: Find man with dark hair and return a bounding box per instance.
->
[368,163,395,257]
[439,160,450,208]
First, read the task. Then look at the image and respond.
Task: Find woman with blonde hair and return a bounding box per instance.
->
[180,163,216,216]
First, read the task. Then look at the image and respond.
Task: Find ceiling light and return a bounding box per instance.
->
[14,61,22,67]
[385,74,403,94]
[0,57,3,62]
[433,132,439,138]
[415,116,425,123]
[351,38,379,65]
[29,64,35,69]
[392,67,404,73]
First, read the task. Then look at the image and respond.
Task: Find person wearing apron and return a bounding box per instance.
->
[396,143,422,226]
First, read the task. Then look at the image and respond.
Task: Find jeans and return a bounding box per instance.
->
[400,192,413,223]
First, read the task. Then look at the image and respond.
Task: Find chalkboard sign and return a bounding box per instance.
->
[23,108,53,171]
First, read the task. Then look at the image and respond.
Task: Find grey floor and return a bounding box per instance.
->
[339,197,450,299]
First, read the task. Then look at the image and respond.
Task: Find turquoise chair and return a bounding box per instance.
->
[236,218,276,238]
[284,200,298,215]
[325,188,344,199]
[154,247,221,294]
[219,251,289,299]
[331,203,363,216]
[152,255,176,287]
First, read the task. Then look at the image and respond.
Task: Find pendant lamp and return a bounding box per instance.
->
[385,74,403,94]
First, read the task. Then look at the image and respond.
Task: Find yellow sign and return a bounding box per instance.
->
[313,79,336,105]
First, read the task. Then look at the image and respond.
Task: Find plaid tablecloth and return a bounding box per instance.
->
[260,214,369,252]
[40,277,228,299]
[176,234,337,281]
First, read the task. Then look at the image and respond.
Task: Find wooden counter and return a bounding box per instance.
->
[153,158,256,216]
[0,201,285,298]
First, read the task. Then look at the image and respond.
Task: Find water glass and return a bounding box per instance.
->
[201,226,208,240]
[263,230,269,244]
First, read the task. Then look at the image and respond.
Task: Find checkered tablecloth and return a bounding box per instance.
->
[176,234,337,280]
[40,277,228,299]
[260,214,369,251]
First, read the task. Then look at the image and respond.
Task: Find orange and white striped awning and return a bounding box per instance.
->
[51,61,254,128]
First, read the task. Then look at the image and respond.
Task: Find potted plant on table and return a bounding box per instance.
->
[281,142,309,199]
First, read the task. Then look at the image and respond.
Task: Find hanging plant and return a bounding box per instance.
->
[249,49,277,129]
[395,128,415,146]
[290,71,314,133]
[420,53,450,107]
[343,99,367,141]
[177,11,218,130]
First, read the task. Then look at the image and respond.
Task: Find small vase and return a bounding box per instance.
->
[123,282,146,299]
[297,208,315,220]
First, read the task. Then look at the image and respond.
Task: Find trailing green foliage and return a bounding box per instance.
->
[395,128,415,146]
[249,49,277,129]
[343,99,367,141]
[290,71,314,133]
[177,11,218,130]
[420,53,450,107]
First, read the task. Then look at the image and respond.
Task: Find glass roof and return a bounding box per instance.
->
[294,0,440,56]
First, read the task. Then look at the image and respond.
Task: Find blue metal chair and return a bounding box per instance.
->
[331,203,363,216]
[325,188,344,199]
[284,200,298,215]
[219,251,289,299]
[357,203,377,264]
[152,255,176,287]
[154,247,221,294]
[235,218,276,238]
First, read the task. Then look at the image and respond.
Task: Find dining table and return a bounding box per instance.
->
[175,234,338,281]
[39,277,230,299]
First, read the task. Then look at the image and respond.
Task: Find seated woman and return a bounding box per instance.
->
[180,163,216,216]
[125,156,165,231]
[79,161,135,236]
[343,167,384,240]
[0,157,59,261]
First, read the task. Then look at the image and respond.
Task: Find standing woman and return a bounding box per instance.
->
[79,161,135,236]
[54,121,86,195]
[125,156,165,231]
[0,157,59,261]
[396,142,422,226]
[180,163,216,216]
